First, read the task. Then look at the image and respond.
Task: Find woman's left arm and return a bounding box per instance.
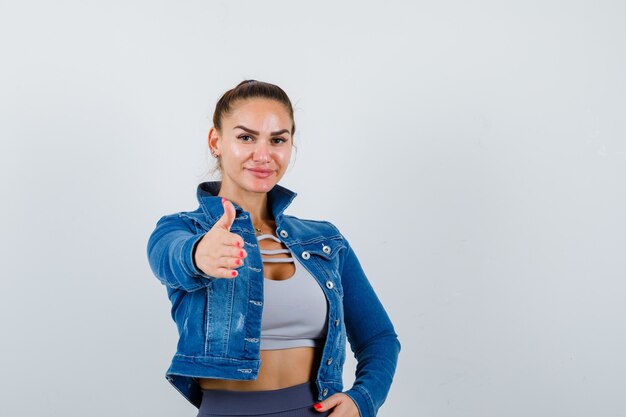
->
[335,236,401,417]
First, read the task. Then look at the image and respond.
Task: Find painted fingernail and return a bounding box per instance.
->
[221,197,225,204]
[231,270,237,277]
[313,403,323,410]
[236,259,242,266]
[236,241,241,248]
[239,250,244,258]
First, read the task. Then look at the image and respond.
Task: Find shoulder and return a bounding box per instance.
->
[281,214,343,240]
[153,206,210,233]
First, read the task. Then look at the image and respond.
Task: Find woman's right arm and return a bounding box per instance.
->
[147,213,216,292]
[147,200,246,292]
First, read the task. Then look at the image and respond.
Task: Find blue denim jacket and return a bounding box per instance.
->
[147,181,400,417]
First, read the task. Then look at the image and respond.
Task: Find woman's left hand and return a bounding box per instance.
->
[314,392,360,417]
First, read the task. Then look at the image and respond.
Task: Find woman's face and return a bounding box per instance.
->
[209,98,293,196]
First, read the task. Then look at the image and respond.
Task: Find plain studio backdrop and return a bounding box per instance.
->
[1,1,625,416]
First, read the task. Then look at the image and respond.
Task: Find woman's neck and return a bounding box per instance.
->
[217,183,273,225]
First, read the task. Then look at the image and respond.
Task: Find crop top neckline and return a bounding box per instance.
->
[257,232,295,266]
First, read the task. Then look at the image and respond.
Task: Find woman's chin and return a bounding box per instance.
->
[245,178,279,193]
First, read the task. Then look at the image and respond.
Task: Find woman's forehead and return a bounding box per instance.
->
[224,99,293,131]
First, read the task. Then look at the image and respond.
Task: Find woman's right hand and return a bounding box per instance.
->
[194,198,247,278]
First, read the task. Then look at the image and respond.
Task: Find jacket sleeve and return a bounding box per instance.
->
[147,213,216,292]
[339,236,401,417]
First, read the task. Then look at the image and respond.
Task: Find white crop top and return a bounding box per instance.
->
[257,233,328,350]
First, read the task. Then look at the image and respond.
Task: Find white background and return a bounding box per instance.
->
[1,1,625,416]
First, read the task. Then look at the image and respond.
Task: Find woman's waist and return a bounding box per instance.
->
[198,346,321,391]
[197,380,329,416]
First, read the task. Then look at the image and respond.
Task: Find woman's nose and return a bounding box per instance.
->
[252,142,270,162]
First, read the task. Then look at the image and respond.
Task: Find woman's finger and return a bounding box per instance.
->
[212,266,239,279]
[225,246,246,259]
[314,393,360,417]
[222,231,245,249]
[220,255,244,269]
[206,242,246,260]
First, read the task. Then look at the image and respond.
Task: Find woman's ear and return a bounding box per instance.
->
[208,127,220,154]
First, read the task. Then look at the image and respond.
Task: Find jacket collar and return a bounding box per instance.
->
[196,181,297,223]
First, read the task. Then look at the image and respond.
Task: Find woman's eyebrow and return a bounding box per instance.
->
[233,125,290,136]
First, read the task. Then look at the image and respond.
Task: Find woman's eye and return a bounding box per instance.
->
[238,135,253,142]
[271,137,287,144]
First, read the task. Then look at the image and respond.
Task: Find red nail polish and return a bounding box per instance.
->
[313,403,323,410]
[236,259,242,266]
[239,250,244,257]
[231,270,237,277]
[236,241,241,248]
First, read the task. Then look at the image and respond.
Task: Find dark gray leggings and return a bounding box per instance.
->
[197,381,330,417]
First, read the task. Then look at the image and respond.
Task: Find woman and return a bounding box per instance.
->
[147,80,400,417]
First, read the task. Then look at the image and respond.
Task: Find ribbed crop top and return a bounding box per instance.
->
[257,233,328,350]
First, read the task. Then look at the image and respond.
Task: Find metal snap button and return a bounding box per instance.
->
[322,245,331,254]
[279,230,288,238]
[327,358,333,365]
[301,251,311,260]
[334,319,340,327]
[322,388,329,396]
[325,280,334,289]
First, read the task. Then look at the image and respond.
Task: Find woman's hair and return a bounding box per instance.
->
[212,79,296,135]
[208,80,297,178]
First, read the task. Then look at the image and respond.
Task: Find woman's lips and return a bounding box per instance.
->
[246,168,274,178]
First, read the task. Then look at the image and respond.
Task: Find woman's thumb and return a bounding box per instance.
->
[216,198,236,231]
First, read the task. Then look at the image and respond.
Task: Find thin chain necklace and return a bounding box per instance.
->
[254,221,275,235]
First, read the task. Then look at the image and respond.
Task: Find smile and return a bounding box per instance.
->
[246,168,275,179]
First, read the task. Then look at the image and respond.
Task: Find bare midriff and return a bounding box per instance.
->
[198,347,322,391]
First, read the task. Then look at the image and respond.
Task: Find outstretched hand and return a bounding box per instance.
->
[193,198,246,278]
[314,393,360,417]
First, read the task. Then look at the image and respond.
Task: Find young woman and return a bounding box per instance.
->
[147,80,400,417]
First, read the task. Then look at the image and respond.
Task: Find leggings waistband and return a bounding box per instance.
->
[199,381,319,415]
